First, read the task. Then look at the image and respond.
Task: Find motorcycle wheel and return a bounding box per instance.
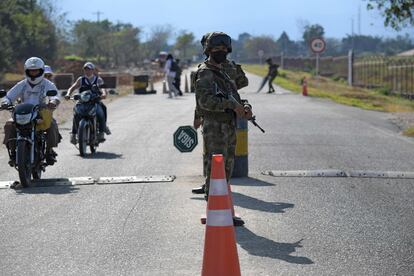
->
[17,140,32,187]
[78,119,89,157]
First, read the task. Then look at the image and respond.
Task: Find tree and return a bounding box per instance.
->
[174,31,195,59]
[243,36,278,59]
[367,0,414,30]
[276,31,297,56]
[302,24,325,48]
[342,35,382,55]
[0,0,58,73]
[142,25,173,59]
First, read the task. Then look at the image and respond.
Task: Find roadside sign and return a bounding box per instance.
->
[310,38,326,54]
[173,126,198,152]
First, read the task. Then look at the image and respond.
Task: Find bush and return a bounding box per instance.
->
[377,86,392,96]
[278,71,287,78]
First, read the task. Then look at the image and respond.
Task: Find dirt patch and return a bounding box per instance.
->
[389,112,414,132]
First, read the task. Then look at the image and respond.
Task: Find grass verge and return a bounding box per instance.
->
[243,64,414,137]
[403,127,414,137]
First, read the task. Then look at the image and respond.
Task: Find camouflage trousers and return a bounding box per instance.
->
[202,118,236,195]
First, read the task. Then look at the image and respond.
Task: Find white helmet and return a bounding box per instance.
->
[24,57,45,85]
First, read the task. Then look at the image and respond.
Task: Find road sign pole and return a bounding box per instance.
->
[316,53,320,76]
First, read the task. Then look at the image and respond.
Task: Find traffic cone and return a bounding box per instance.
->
[201,154,241,276]
[201,181,244,227]
[302,77,308,96]
[162,80,167,94]
[184,74,189,93]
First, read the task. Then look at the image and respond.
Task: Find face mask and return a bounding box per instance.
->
[211,51,227,64]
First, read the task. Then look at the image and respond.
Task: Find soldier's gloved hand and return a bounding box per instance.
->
[244,107,253,120]
[193,118,203,129]
[233,104,245,118]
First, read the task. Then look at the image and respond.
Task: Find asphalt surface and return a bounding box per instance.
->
[0,70,413,275]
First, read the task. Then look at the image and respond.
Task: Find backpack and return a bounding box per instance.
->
[170,60,179,72]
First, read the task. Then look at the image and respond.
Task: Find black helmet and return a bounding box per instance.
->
[203,32,232,54]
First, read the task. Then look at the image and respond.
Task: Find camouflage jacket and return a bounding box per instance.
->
[194,61,243,122]
[194,60,248,121]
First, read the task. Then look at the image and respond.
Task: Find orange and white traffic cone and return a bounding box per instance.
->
[201,154,241,276]
[302,77,308,96]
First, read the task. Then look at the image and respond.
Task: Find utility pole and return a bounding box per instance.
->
[358,5,361,35]
[93,11,103,22]
[351,17,355,50]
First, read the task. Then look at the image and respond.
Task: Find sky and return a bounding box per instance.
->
[58,0,413,41]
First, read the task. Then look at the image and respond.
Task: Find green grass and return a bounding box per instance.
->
[243,64,414,137]
[3,73,22,82]
[403,127,414,137]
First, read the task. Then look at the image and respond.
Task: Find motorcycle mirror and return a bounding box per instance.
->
[73,94,80,100]
[46,90,58,97]
[60,90,68,97]
[0,89,6,98]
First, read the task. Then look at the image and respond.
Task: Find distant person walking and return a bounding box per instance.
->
[164,54,180,98]
[257,58,279,93]
[173,59,183,96]
[265,58,279,93]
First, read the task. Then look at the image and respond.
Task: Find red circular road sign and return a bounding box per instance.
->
[310,38,326,54]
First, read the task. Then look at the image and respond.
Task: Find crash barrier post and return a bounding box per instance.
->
[232,118,248,177]
[184,74,189,93]
[133,75,156,94]
[201,154,241,276]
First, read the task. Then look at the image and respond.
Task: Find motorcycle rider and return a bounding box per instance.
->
[65,62,110,144]
[44,65,54,81]
[1,57,61,165]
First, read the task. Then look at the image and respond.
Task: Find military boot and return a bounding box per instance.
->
[191,184,205,194]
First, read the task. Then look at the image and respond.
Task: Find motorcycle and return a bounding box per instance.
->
[0,89,58,187]
[70,85,104,156]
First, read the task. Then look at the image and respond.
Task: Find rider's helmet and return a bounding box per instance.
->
[83,62,95,70]
[44,65,53,80]
[24,57,45,85]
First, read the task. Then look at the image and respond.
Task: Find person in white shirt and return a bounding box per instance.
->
[164,54,180,98]
[1,57,61,165]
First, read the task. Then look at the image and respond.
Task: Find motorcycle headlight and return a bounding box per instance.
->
[15,113,32,125]
[80,92,91,102]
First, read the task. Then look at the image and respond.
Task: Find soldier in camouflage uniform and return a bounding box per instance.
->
[192,32,249,195]
[191,32,253,198]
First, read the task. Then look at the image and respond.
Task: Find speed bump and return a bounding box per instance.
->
[97,175,176,184]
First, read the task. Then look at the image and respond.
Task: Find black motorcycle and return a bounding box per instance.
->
[71,85,103,156]
[0,89,58,187]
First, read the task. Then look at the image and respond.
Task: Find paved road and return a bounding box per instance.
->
[0,70,413,275]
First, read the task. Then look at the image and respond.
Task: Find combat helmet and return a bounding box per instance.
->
[202,32,232,55]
